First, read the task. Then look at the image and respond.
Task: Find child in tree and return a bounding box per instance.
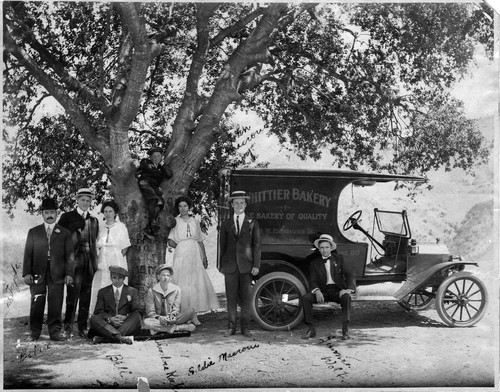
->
[135,147,172,237]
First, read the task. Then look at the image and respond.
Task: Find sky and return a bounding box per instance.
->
[236,44,498,169]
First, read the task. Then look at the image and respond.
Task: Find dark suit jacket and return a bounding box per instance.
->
[219,216,261,274]
[93,284,142,320]
[308,253,356,293]
[23,224,75,284]
[58,209,99,270]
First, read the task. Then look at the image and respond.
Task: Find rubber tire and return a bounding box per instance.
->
[435,271,488,327]
[250,272,306,331]
[398,287,435,311]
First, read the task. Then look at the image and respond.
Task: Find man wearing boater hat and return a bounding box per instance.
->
[58,187,99,337]
[301,234,356,340]
[218,190,261,338]
[135,146,172,237]
[88,265,142,344]
[22,198,75,341]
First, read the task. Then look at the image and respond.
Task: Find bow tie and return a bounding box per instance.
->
[323,258,330,263]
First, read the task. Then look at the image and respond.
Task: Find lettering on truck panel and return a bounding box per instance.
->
[248,189,332,208]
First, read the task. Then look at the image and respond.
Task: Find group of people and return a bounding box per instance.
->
[22,185,220,343]
[22,146,356,343]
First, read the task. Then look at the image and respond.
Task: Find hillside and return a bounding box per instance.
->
[450,199,495,267]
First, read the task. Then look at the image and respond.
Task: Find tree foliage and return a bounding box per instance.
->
[3,2,493,220]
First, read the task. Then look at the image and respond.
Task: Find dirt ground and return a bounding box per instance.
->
[3,289,498,391]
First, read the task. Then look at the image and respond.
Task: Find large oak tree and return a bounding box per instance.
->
[3,2,493,298]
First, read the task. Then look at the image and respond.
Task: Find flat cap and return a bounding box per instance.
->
[109,265,129,277]
[156,264,173,276]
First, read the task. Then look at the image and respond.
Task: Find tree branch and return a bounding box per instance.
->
[3,28,110,158]
[112,3,152,131]
[25,93,50,127]
[5,11,111,112]
[210,7,265,47]
[166,3,219,165]
[98,7,112,95]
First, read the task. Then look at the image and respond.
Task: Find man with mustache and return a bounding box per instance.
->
[23,198,75,341]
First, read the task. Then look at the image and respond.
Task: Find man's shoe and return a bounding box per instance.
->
[341,332,351,340]
[224,329,236,337]
[78,328,88,338]
[64,323,72,332]
[50,333,67,342]
[92,336,105,344]
[192,316,201,326]
[301,327,317,339]
[119,336,133,345]
[241,329,253,338]
[29,335,40,342]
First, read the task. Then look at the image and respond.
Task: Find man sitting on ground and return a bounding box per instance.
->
[88,266,142,344]
[143,265,196,335]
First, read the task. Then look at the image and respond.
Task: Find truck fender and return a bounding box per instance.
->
[256,260,309,291]
[393,261,478,300]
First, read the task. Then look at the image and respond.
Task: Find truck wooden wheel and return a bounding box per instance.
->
[398,287,436,311]
[250,272,306,331]
[435,272,488,327]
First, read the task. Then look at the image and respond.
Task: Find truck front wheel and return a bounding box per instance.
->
[435,271,488,327]
[250,272,306,331]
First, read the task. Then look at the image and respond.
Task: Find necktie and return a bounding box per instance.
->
[115,288,120,315]
[46,227,52,257]
[236,215,240,235]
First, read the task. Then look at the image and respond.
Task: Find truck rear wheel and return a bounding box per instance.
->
[250,272,306,331]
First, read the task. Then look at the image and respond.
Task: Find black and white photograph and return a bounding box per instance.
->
[2,1,499,390]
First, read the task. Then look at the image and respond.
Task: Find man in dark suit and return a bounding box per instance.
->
[23,198,75,341]
[88,266,142,344]
[301,234,356,340]
[218,190,261,338]
[58,188,99,337]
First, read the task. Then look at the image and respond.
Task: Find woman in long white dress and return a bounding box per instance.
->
[167,196,219,325]
[89,200,131,314]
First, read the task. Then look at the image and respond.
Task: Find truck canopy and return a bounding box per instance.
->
[219,168,425,251]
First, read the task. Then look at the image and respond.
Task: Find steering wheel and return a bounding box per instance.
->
[343,210,362,231]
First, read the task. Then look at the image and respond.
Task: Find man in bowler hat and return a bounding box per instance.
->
[23,198,75,341]
[58,187,99,337]
[88,266,142,344]
[135,146,172,237]
[218,190,261,338]
[301,234,356,340]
